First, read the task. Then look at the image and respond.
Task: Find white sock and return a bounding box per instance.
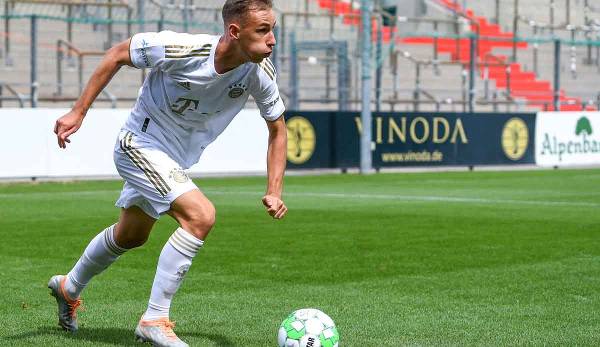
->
[65,224,127,299]
[142,227,204,321]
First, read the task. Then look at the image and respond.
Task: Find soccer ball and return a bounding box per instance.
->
[278,308,339,347]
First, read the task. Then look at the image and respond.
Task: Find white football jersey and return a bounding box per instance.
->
[125,31,285,168]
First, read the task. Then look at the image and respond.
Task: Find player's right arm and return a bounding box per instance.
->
[55,31,206,148]
[54,38,133,149]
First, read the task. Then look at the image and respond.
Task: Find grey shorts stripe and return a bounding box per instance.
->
[123,133,170,196]
[120,132,171,197]
[124,133,171,194]
[119,133,167,196]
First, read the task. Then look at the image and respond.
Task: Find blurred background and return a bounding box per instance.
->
[1,0,600,113]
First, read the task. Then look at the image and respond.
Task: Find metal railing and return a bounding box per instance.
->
[55,39,135,108]
[56,39,104,95]
[391,49,466,112]
[146,0,221,32]
[3,0,133,63]
[481,53,512,98]
[0,82,27,107]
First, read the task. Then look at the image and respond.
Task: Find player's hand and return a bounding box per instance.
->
[262,195,287,219]
[54,110,84,149]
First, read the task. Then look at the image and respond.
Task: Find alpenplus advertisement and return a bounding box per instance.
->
[536,112,600,166]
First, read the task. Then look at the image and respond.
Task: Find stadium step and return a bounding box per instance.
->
[421,0,595,111]
[311,0,594,111]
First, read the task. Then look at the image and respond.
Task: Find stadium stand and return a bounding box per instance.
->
[1,0,600,112]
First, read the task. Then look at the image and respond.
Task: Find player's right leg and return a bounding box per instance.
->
[48,206,156,332]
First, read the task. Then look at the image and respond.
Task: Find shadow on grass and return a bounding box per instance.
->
[181,331,237,347]
[7,325,237,347]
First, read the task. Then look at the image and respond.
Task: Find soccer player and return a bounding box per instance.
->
[48,0,287,345]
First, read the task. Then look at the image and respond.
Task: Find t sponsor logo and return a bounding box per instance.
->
[171,97,199,115]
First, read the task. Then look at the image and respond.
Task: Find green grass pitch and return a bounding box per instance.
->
[1,169,599,346]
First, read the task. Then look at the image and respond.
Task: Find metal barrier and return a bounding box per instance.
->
[56,39,104,95]
[481,54,512,98]
[288,33,350,111]
[391,49,464,112]
[146,0,221,32]
[0,82,27,107]
[55,39,141,107]
[4,0,133,63]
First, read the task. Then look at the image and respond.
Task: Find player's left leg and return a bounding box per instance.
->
[135,189,215,347]
[142,189,215,321]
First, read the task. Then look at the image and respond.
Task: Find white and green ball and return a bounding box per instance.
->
[278,308,339,347]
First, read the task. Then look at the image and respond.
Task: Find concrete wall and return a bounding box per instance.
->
[0,108,270,179]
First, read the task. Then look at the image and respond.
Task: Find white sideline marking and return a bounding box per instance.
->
[278,192,600,208]
[0,189,598,208]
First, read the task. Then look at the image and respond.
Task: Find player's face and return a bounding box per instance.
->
[238,9,276,63]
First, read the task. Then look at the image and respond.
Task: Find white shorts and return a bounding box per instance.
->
[113,130,198,219]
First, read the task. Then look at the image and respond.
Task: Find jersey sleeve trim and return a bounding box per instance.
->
[164,43,212,59]
[258,58,276,81]
[265,111,284,122]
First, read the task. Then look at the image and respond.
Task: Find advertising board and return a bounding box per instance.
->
[536,112,600,166]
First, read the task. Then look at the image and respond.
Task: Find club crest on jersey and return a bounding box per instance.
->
[228,83,247,98]
[170,168,190,183]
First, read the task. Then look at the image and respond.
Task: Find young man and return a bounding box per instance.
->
[49,0,287,346]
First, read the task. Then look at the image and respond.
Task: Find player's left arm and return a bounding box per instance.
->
[262,115,288,219]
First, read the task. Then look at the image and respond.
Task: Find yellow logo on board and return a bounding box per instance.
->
[501,118,529,160]
[286,116,316,164]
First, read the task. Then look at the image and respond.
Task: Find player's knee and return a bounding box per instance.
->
[118,232,149,249]
[184,201,216,238]
[114,224,151,249]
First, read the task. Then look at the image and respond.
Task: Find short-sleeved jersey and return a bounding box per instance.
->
[125,31,285,168]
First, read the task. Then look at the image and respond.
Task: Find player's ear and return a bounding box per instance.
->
[228,23,241,40]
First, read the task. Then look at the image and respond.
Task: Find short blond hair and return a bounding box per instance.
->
[222,0,273,25]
